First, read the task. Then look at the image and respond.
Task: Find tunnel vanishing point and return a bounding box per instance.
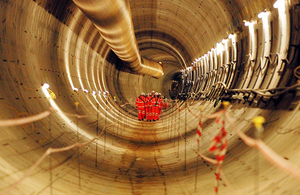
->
[1,0,300,194]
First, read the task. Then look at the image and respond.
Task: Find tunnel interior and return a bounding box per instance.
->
[1,0,300,194]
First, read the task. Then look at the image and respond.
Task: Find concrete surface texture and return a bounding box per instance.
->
[0,0,300,194]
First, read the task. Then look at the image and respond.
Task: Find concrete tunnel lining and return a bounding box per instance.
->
[0,0,300,194]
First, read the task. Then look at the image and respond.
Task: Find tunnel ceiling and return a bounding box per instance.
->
[130,0,273,61]
[131,0,233,59]
[1,0,300,195]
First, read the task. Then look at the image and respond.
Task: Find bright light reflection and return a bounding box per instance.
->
[41,84,128,155]
[42,83,50,98]
[229,33,236,44]
[42,83,49,89]
[244,21,251,26]
[217,43,224,55]
[258,11,267,19]
[273,0,283,8]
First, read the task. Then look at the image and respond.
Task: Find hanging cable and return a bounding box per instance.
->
[294,65,300,79]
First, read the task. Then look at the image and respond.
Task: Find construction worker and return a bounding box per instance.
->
[163,96,168,110]
[157,93,163,120]
[151,92,159,121]
[135,93,146,121]
[141,93,147,119]
[149,91,156,121]
[145,93,152,121]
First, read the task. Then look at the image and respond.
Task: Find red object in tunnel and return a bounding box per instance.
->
[150,94,159,121]
[145,95,152,121]
[135,95,146,120]
[137,93,166,121]
[157,96,163,120]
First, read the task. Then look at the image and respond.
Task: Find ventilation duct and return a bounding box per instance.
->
[72,0,164,78]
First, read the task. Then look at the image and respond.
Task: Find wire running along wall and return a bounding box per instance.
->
[1,98,300,195]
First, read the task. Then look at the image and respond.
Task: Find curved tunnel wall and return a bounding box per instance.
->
[0,0,300,195]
